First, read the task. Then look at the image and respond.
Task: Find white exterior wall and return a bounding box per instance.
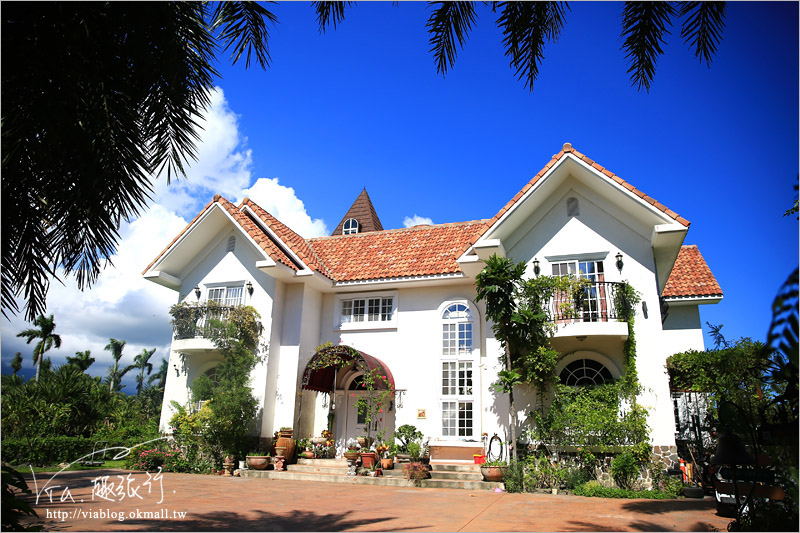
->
[502,182,681,446]
[158,228,278,436]
[312,284,500,444]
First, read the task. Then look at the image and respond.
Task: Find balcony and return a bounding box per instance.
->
[171,304,235,353]
[548,281,631,339]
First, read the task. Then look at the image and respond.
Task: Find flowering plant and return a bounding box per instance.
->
[346,438,361,451]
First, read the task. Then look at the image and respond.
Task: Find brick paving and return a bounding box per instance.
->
[22,469,731,532]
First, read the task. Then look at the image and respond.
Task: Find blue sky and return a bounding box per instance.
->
[3,1,798,389]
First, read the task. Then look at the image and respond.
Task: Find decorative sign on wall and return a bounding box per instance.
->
[417,409,426,419]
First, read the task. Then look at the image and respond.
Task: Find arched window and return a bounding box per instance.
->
[442,303,472,355]
[441,302,475,437]
[343,218,359,235]
[559,358,613,386]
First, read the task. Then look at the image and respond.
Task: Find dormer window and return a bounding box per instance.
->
[343,218,359,235]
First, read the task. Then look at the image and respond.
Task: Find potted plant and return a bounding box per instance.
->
[393,424,423,463]
[480,460,508,482]
[278,427,294,438]
[246,452,272,470]
[343,438,361,462]
[360,447,378,468]
[376,442,393,470]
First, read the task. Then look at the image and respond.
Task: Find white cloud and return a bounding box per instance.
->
[243,178,329,238]
[403,214,434,227]
[2,87,328,389]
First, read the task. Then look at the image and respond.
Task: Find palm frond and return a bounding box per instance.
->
[426,1,479,76]
[679,1,726,66]
[312,1,353,33]
[496,1,569,92]
[211,1,278,69]
[621,1,677,92]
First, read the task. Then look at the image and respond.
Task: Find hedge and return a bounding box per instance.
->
[1,436,163,466]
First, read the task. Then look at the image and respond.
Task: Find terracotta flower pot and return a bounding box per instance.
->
[381,458,394,470]
[480,465,508,482]
[246,456,271,470]
[360,452,377,469]
[343,451,360,462]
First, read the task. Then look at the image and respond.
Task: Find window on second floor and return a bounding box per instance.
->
[340,297,393,324]
[442,303,473,356]
[207,285,243,306]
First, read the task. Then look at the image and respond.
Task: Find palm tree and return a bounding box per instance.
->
[313,1,727,92]
[66,350,95,372]
[148,357,169,390]
[128,348,156,395]
[104,338,131,393]
[3,2,278,322]
[16,313,61,381]
[10,352,23,376]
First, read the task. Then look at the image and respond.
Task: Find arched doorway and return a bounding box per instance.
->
[300,345,397,453]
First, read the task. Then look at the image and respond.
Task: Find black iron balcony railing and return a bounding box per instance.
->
[549,281,630,323]
[172,305,235,340]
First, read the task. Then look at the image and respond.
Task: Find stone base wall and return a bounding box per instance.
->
[652,445,679,469]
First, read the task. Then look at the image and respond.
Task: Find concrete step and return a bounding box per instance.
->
[381,467,482,481]
[296,458,348,467]
[239,469,503,490]
[431,463,482,473]
[288,464,348,475]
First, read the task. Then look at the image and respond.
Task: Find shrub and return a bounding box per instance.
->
[573,480,680,499]
[503,461,525,493]
[611,451,639,490]
[393,424,423,453]
[124,448,189,472]
[564,467,591,489]
[2,436,94,466]
[403,462,429,486]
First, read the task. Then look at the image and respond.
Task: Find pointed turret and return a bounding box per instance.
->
[332,188,384,236]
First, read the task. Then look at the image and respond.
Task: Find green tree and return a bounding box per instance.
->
[66,350,95,372]
[10,353,23,377]
[313,1,726,92]
[128,348,156,395]
[104,338,131,393]
[16,313,61,382]
[2,1,277,322]
[148,357,169,390]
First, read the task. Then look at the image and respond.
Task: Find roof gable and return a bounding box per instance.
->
[332,189,384,236]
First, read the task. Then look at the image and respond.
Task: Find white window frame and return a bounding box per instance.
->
[343,218,359,235]
[439,299,478,439]
[441,360,474,438]
[334,290,398,331]
[204,282,246,306]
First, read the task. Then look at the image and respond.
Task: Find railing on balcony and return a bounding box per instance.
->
[172,305,235,340]
[549,281,630,324]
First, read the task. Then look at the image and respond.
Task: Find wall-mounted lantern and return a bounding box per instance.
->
[615,252,624,272]
[533,258,540,276]
[194,286,201,299]
[246,281,254,296]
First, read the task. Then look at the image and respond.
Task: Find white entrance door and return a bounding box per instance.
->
[345,391,369,442]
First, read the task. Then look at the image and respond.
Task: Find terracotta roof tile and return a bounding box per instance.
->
[485,145,690,230]
[216,197,299,271]
[307,221,488,281]
[241,199,332,279]
[663,245,723,298]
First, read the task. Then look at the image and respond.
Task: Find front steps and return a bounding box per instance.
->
[240,458,503,491]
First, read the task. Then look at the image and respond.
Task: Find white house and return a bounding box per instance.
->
[143,143,722,465]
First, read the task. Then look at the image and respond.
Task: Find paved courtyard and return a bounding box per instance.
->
[22,469,731,531]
